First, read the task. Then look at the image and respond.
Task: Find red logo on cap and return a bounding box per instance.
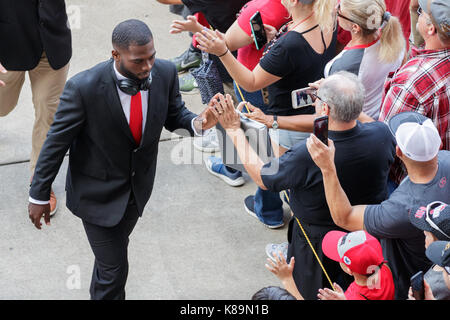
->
[415,207,426,219]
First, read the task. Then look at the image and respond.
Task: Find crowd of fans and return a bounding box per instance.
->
[160,0,449,300]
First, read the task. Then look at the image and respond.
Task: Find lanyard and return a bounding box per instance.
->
[283,190,336,291]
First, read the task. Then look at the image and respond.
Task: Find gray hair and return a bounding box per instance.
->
[318,71,365,123]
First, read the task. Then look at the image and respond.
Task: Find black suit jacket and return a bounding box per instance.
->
[30,59,197,227]
[0,0,72,71]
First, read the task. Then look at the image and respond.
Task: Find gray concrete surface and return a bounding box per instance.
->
[0,1,289,299]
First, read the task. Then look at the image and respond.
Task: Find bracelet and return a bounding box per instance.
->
[218,48,229,58]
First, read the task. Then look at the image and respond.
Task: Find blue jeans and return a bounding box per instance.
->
[233,82,284,225]
[255,129,309,226]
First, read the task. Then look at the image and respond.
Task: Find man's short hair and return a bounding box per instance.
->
[112,19,153,50]
[318,71,365,123]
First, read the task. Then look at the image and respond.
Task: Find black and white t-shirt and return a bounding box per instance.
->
[324,39,404,119]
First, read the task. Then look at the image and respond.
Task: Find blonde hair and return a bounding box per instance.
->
[313,0,338,32]
[284,0,337,32]
[341,0,405,63]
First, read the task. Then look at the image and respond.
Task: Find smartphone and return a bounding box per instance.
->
[314,115,329,146]
[291,87,316,109]
[250,11,267,51]
[410,271,424,300]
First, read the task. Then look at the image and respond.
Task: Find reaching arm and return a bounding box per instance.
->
[224,20,254,52]
[195,28,281,92]
[29,78,85,229]
[209,94,268,190]
[306,134,366,231]
[237,102,315,132]
[265,254,304,300]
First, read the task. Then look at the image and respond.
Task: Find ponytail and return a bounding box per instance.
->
[342,0,405,63]
[378,14,405,63]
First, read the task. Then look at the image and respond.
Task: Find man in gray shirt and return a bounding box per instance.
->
[307,111,450,299]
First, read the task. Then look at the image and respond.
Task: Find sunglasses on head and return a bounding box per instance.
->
[336,3,358,25]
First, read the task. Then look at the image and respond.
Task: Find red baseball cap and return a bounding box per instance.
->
[322,230,385,275]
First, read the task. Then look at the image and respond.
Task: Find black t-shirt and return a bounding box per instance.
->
[259,26,337,116]
[364,150,450,300]
[182,0,250,32]
[261,121,396,225]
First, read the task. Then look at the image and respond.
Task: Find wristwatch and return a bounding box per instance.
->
[272,115,279,129]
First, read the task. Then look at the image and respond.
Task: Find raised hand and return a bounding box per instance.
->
[317,283,346,300]
[170,15,203,34]
[237,101,272,127]
[208,93,240,130]
[306,133,336,173]
[195,28,228,57]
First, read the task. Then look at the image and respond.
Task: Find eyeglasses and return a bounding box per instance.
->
[425,201,450,240]
[310,92,326,104]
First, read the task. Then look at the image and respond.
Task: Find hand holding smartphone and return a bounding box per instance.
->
[314,115,329,146]
[291,87,316,109]
[250,11,267,50]
[410,271,425,300]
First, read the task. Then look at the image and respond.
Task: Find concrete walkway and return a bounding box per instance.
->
[0,1,289,299]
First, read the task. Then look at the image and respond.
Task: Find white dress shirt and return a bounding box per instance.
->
[29,62,206,205]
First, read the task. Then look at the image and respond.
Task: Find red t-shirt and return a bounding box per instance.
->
[237,0,290,70]
[344,264,395,300]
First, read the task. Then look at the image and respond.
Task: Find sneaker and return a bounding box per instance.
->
[244,195,284,229]
[169,46,202,73]
[204,156,245,187]
[49,189,58,216]
[193,130,219,153]
[265,242,288,263]
[179,71,198,92]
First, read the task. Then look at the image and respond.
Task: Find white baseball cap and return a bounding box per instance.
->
[388,112,442,161]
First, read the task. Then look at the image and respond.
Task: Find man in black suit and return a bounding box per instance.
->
[28,19,218,300]
[0,0,72,215]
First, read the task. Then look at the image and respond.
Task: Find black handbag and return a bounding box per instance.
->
[190,52,224,105]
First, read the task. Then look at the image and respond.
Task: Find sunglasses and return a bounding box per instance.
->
[336,3,358,25]
[425,201,450,240]
[417,6,423,16]
[310,92,326,104]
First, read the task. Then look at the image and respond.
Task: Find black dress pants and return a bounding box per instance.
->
[82,198,139,300]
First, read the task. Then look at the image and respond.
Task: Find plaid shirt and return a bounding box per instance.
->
[379,48,450,184]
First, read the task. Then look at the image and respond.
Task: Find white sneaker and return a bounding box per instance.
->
[193,129,220,153]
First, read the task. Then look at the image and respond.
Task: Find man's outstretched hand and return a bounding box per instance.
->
[28,202,51,230]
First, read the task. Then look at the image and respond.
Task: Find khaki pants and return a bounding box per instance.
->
[0,52,69,173]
